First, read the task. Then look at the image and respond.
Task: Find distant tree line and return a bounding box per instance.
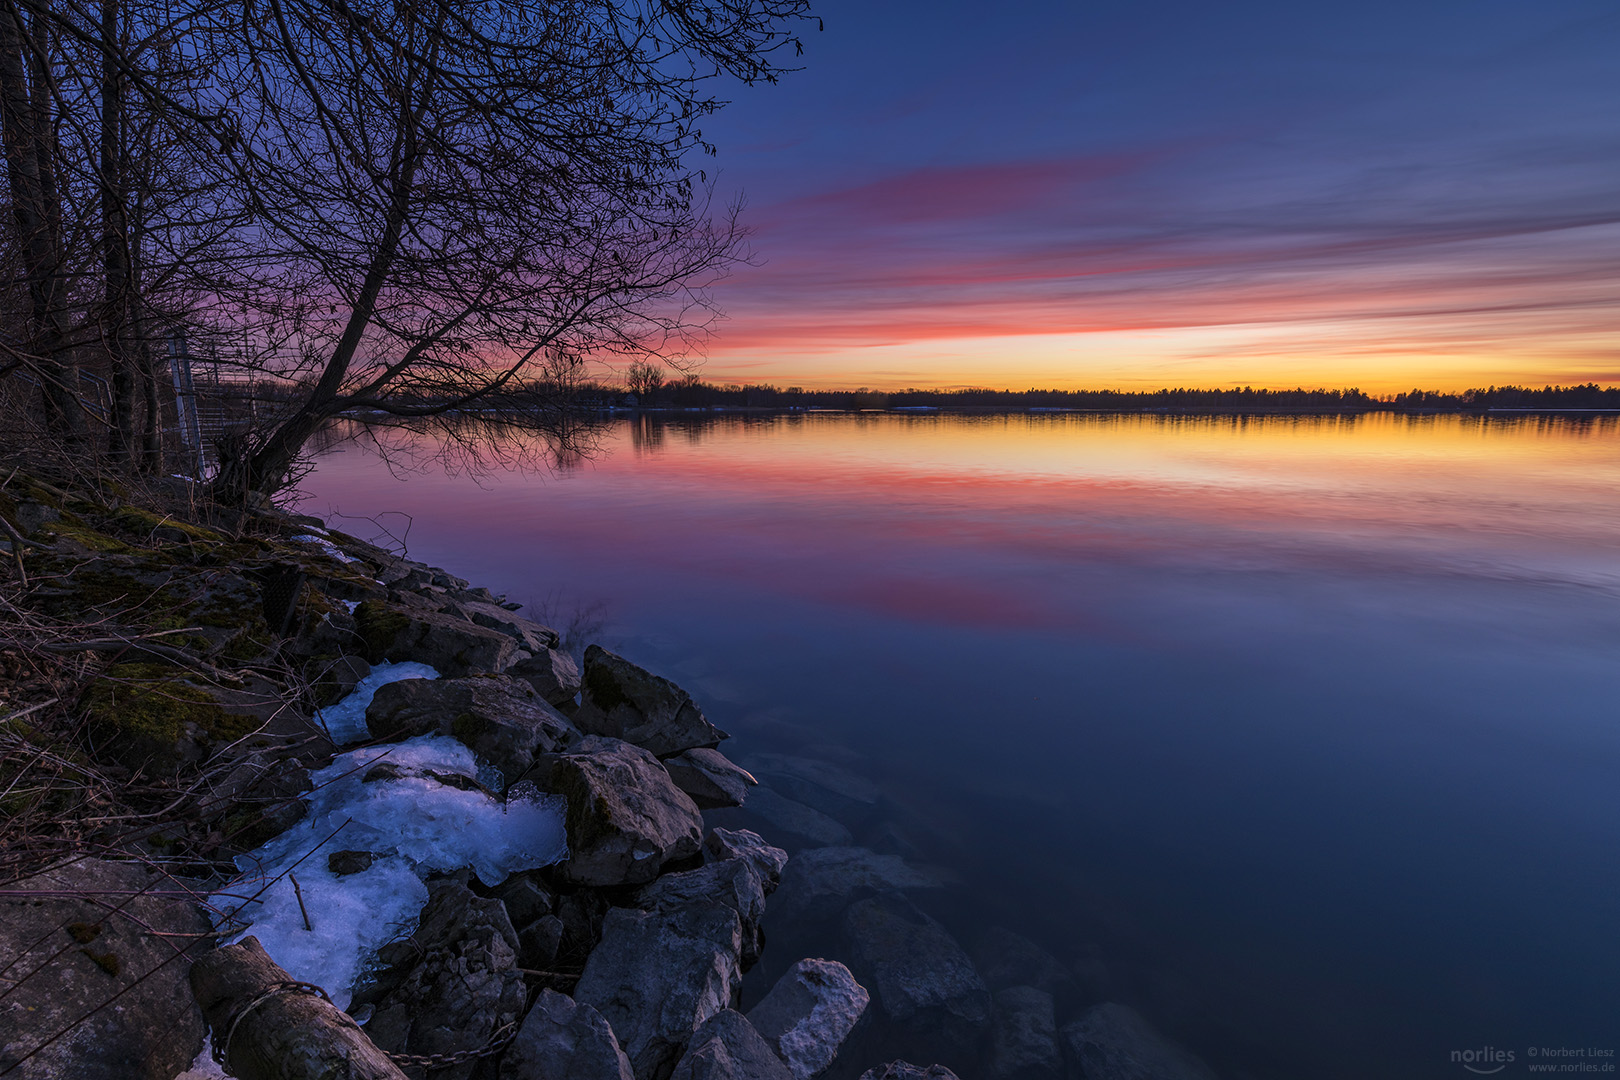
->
[585,380,1620,412]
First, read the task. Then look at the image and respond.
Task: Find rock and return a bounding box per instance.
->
[517,914,565,969]
[574,902,746,1080]
[502,989,634,1080]
[704,828,789,895]
[352,598,520,676]
[973,927,1074,997]
[992,986,1061,1080]
[840,892,991,1037]
[719,786,852,849]
[664,748,757,809]
[742,753,880,825]
[553,889,612,965]
[858,1064,962,1080]
[456,600,560,653]
[364,882,527,1080]
[635,859,767,967]
[365,675,577,783]
[14,500,59,536]
[535,736,704,886]
[0,858,212,1080]
[671,1009,794,1080]
[508,647,584,706]
[770,847,941,925]
[493,873,555,928]
[746,959,869,1080]
[1058,1003,1219,1080]
[328,850,375,875]
[574,644,728,757]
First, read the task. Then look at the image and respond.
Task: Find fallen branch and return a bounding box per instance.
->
[190,937,408,1080]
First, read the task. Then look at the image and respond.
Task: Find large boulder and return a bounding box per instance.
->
[704,828,789,895]
[1058,1003,1219,1080]
[573,902,746,1080]
[363,882,527,1080]
[502,989,634,1080]
[663,748,757,809]
[991,986,1061,1080]
[746,959,869,1080]
[507,648,584,707]
[453,599,561,654]
[365,675,578,783]
[534,736,705,886]
[840,892,991,1037]
[671,1009,793,1080]
[635,859,768,968]
[770,847,942,925]
[0,859,212,1080]
[353,598,520,676]
[574,645,728,757]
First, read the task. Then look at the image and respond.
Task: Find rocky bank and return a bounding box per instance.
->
[0,471,1222,1080]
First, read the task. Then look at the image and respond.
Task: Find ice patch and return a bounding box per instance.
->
[216,735,568,1008]
[340,599,360,613]
[291,533,361,564]
[315,660,439,744]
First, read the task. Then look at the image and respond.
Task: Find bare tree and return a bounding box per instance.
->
[180,0,814,502]
[626,358,665,399]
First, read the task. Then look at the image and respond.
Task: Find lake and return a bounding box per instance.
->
[301,411,1620,1079]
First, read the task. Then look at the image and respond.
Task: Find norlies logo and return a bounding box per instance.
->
[1454,1047,1517,1074]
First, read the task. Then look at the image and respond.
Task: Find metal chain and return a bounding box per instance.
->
[386,1020,520,1070]
[213,980,333,1065]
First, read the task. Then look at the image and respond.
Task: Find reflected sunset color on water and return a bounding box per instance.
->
[303,412,1620,1079]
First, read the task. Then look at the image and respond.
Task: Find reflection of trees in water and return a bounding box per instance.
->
[306,412,611,480]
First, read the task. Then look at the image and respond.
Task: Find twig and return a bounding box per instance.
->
[290,873,312,932]
[0,699,59,726]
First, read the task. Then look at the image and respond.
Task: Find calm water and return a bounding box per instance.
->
[302,412,1620,1079]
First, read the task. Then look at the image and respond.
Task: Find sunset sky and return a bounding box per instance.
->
[692,0,1620,392]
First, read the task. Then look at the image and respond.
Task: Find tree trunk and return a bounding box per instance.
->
[102,0,136,462]
[0,0,83,445]
[189,936,408,1080]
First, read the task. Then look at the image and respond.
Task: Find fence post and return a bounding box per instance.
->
[168,332,206,478]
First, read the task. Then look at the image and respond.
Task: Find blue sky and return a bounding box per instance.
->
[683,0,1620,391]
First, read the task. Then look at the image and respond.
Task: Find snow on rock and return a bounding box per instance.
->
[315,660,439,744]
[215,735,568,1008]
[291,533,362,563]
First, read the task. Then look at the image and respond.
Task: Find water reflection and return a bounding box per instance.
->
[301,412,1620,1080]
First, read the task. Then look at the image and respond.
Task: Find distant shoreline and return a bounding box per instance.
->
[588,404,1620,417]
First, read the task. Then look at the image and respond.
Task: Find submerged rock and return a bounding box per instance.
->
[972,926,1075,998]
[535,736,705,886]
[664,747,757,809]
[720,786,852,850]
[704,828,790,895]
[671,1009,793,1080]
[1058,1003,1219,1080]
[746,958,869,1080]
[858,1064,962,1080]
[0,859,212,1080]
[574,901,746,1080]
[502,989,634,1080]
[742,752,881,826]
[365,674,577,783]
[574,644,728,757]
[770,847,942,925]
[840,892,991,1037]
[991,985,1061,1080]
